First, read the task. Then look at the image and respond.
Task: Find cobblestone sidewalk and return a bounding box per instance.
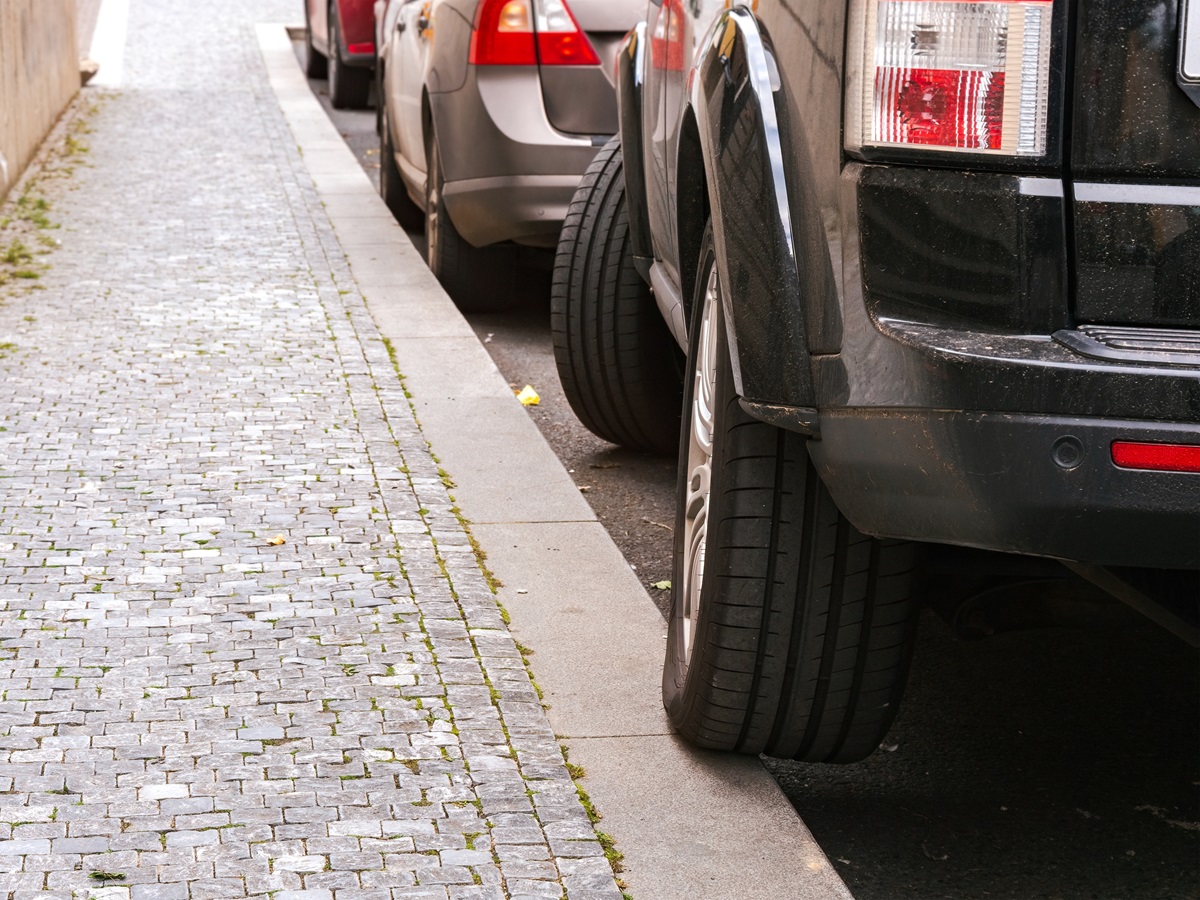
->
[0,3,622,899]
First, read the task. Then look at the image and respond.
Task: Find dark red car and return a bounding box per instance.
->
[303,0,376,109]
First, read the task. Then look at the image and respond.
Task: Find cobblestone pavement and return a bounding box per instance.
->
[0,3,622,899]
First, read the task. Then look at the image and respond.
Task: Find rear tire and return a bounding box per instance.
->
[303,4,327,79]
[551,137,683,454]
[380,103,425,231]
[663,225,920,763]
[328,3,370,110]
[424,125,519,313]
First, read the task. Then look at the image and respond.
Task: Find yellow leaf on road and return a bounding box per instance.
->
[652,580,671,590]
[268,535,286,546]
[516,385,540,406]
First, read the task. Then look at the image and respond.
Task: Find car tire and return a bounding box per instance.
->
[551,137,683,454]
[424,124,519,313]
[328,2,370,110]
[380,104,425,231]
[303,4,328,79]
[662,224,920,764]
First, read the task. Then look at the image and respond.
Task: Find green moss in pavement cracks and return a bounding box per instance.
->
[0,93,108,295]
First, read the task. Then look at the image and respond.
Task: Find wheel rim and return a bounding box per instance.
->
[380,108,391,196]
[328,7,339,92]
[680,266,720,672]
[426,145,441,271]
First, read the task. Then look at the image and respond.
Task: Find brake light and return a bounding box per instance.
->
[650,0,686,72]
[470,0,599,67]
[470,0,537,65]
[845,0,1054,155]
[1112,441,1200,473]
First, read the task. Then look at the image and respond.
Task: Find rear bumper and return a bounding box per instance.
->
[809,410,1200,569]
[341,48,375,68]
[429,67,603,247]
[335,0,376,53]
[442,175,582,248]
[770,164,1200,569]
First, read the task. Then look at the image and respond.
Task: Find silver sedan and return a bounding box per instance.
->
[375,0,644,310]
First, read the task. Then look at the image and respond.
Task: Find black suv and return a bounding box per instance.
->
[552,0,1200,763]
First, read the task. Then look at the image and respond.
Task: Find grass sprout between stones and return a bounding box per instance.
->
[0,93,106,293]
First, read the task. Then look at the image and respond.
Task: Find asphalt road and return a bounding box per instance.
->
[300,53,1200,900]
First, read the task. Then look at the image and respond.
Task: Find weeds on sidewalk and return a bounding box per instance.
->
[0,92,108,295]
[377,338,633,898]
[561,743,632,896]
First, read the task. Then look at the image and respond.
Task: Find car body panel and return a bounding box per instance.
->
[538,0,642,135]
[376,0,640,247]
[1071,0,1200,180]
[1069,0,1200,330]
[308,0,377,64]
[809,410,1200,569]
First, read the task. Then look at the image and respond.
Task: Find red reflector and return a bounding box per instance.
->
[470,0,537,65]
[346,42,375,56]
[537,30,599,66]
[1111,441,1200,473]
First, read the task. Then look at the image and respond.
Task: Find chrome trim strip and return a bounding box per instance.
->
[1073,182,1200,205]
[1053,328,1200,368]
[1018,177,1063,198]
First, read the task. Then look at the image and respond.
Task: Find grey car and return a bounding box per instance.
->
[374,0,643,309]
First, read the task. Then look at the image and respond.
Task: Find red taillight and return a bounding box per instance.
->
[650,0,686,72]
[470,0,599,67]
[346,41,375,55]
[846,0,1054,156]
[470,0,537,65]
[1112,442,1200,473]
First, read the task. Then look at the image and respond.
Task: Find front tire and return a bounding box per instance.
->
[424,124,519,313]
[663,225,920,763]
[328,2,370,110]
[551,137,683,454]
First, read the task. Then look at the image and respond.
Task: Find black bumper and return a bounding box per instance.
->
[808,409,1200,569]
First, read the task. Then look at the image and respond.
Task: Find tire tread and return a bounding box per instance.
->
[664,227,919,763]
[551,137,682,454]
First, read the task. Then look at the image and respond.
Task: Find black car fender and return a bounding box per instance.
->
[687,7,817,428]
[616,22,654,279]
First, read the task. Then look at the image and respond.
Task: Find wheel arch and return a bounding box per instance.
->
[686,8,816,413]
[616,22,654,276]
[675,106,708,332]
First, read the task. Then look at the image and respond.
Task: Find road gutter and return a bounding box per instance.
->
[258,23,854,900]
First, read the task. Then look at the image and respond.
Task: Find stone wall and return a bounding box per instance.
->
[0,0,79,202]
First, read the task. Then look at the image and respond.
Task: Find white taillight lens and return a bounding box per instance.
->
[535,0,577,33]
[846,0,1053,156]
[533,0,599,65]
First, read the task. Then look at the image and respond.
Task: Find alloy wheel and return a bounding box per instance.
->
[426,143,441,271]
[328,5,341,96]
[680,267,720,672]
